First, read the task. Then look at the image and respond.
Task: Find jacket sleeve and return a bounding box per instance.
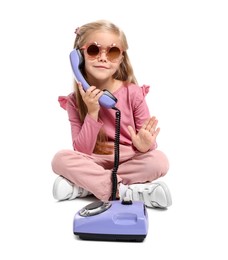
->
[58,94,103,155]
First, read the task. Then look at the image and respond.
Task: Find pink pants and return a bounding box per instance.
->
[51,145,169,201]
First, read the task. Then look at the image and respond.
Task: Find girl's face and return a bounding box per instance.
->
[82,31,123,85]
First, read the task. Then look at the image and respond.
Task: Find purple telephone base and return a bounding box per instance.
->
[69,49,117,109]
[73,200,148,242]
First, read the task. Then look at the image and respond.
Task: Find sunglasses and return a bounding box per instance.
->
[81,42,123,62]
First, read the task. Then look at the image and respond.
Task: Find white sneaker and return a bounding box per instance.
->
[121,181,172,208]
[52,176,90,201]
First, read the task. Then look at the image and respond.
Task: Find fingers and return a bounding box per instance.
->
[78,83,103,102]
[143,116,160,136]
[153,127,160,138]
[142,116,156,130]
[87,86,102,99]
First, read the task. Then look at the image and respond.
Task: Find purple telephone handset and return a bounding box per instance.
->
[69,49,117,109]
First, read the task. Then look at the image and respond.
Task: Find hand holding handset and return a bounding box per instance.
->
[69,49,117,109]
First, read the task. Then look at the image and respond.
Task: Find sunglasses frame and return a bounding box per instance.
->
[81,42,123,62]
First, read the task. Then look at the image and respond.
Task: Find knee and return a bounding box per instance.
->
[151,150,170,177]
[51,149,71,173]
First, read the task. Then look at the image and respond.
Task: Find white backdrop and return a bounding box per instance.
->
[0,0,227,259]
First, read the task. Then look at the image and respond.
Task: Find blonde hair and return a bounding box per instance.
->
[73,20,137,154]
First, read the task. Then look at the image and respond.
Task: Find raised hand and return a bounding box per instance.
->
[127,116,160,152]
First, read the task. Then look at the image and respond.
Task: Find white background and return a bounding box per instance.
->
[0,0,227,259]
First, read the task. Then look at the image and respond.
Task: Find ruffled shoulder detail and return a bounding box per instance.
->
[58,92,75,110]
[141,85,150,97]
[58,96,68,110]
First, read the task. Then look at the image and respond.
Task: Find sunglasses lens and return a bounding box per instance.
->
[86,44,100,57]
[107,47,121,61]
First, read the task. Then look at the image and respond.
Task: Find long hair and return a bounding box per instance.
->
[73,20,138,154]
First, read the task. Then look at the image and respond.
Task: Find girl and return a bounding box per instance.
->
[51,20,172,208]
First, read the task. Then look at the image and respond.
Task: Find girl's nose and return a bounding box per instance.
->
[97,49,108,62]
